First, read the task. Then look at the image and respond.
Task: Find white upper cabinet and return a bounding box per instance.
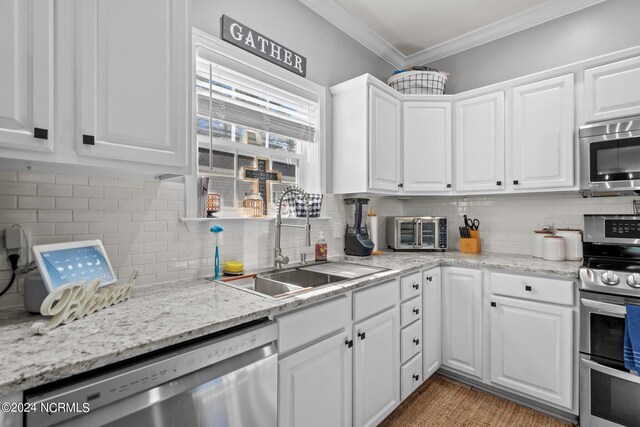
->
[76,0,189,170]
[510,74,575,191]
[403,101,452,193]
[455,92,505,193]
[0,0,53,153]
[585,55,640,122]
[369,85,401,192]
[332,76,401,194]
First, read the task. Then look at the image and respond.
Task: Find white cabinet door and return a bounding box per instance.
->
[511,74,575,190]
[279,331,352,427]
[76,0,189,169]
[585,55,640,122]
[368,85,401,192]
[403,101,452,193]
[490,296,573,409]
[442,267,483,379]
[0,0,53,152]
[423,267,441,380]
[353,307,400,427]
[455,92,505,193]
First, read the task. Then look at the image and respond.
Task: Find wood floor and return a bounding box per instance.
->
[380,375,573,427]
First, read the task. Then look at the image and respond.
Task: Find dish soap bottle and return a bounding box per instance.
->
[315,232,327,262]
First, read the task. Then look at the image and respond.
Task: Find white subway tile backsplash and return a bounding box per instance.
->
[0,210,37,223]
[0,171,17,182]
[0,195,18,209]
[18,196,55,210]
[73,210,104,222]
[18,171,55,183]
[56,174,89,185]
[55,222,89,235]
[0,182,36,196]
[74,185,102,198]
[89,198,117,210]
[104,187,132,200]
[38,210,72,223]
[89,176,118,187]
[132,253,156,265]
[37,184,72,197]
[56,198,89,210]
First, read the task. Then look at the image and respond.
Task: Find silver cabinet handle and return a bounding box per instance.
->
[581,357,640,385]
[581,298,627,316]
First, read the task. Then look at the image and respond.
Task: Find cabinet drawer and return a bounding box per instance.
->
[353,279,399,322]
[278,295,350,354]
[400,295,422,328]
[400,271,422,300]
[401,319,422,364]
[401,353,423,400]
[490,272,574,305]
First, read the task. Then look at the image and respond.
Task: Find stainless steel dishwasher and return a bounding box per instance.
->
[25,320,278,427]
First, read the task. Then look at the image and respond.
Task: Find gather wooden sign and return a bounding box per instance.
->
[31,271,139,335]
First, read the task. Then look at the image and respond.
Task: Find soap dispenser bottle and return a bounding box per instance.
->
[315,232,327,262]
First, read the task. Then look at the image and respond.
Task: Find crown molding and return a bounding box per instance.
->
[299,0,606,68]
[299,0,405,68]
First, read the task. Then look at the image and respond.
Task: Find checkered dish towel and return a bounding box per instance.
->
[624,304,640,374]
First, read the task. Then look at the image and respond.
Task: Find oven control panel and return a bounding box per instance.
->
[605,219,640,239]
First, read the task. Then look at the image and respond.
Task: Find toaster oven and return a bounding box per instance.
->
[387,217,447,251]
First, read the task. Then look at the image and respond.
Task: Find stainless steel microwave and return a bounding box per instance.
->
[387,217,447,251]
[580,115,640,197]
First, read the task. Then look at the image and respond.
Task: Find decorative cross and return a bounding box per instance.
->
[242,157,281,215]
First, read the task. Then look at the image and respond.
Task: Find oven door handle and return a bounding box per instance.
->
[581,357,640,384]
[581,298,627,316]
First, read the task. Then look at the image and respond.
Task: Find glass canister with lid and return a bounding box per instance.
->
[243,192,264,217]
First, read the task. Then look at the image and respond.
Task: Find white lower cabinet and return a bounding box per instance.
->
[422,267,441,380]
[278,331,352,427]
[353,307,400,427]
[489,296,573,410]
[442,267,483,379]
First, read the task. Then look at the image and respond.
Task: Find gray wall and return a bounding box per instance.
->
[426,0,640,93]
[191,0,396,192]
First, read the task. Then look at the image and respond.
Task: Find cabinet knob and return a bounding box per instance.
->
[525,285,532,291]
[426,276,432,282]
[412,283,419,290]
[398,183,404,188]
[34,128,48,140]
[413,308,420,315]
[513,180,519,185]
[413,338,420,345]
[446,184,452,188]
[83,134,95,145]
[357,331,366,340]
[345,339,353,348]
[496,181,502,186]
[491,302,496,307]
[413,374,420,381]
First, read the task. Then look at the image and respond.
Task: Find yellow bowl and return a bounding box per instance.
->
[224,261,244,273]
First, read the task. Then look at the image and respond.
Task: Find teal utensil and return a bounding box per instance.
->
[210,225,224,279]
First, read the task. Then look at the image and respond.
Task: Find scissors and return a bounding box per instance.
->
[464,215,480,231]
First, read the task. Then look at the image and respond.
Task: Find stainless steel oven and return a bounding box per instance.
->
[387,216,447,251]
[580,116,640,197]
[580,214,640,426]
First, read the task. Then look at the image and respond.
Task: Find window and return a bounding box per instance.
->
[192,35,322,218]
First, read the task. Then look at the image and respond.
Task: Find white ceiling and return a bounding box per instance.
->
[300,0,606,67]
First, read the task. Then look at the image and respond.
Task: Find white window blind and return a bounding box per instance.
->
[196,57,317,143]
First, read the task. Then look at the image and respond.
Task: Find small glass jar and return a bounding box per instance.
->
[243,192,264,217]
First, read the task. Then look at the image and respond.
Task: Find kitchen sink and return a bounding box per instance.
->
[221,262,387,299]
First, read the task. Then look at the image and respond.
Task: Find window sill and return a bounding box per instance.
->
[179,216,332,232]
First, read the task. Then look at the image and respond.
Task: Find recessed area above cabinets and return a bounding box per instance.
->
[331,48,640,196]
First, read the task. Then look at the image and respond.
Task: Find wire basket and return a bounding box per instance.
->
[387,71,448,95]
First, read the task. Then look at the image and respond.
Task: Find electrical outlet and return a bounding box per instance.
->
[333,222,343,239]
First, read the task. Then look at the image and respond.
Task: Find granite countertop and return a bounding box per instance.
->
[0,251,581,396]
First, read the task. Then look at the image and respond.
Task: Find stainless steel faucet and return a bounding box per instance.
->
[274,186,311,269]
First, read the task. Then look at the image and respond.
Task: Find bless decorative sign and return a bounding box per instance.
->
[31,272,138,335]
[221,15,307,77]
